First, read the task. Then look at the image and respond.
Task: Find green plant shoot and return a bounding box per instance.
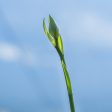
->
[43,15,75,112]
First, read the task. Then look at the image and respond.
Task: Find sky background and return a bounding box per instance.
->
[0,0,112,112]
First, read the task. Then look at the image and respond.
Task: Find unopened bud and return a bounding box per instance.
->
[49,15,59,39]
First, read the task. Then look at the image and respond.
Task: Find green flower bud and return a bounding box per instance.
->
[43,15,64,54]
[49,15,59,39]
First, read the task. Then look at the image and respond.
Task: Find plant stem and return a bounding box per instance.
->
[43,15,75,112]
[61,57,75,112]
[57,48,75,112]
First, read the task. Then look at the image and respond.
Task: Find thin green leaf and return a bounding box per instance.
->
[43,19,56,47]
[57,35,64,54]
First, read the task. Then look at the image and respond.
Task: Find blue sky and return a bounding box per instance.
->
[0,0,112,112]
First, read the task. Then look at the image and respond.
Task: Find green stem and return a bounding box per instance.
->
[57,48,75,112]
[61,58,75,112]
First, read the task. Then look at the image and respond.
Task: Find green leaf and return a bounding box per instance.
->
[43,19,56,47]
[57,35,64,54]
[49,15,59,39]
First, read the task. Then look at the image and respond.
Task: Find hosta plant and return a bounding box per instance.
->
[43,15,75,112]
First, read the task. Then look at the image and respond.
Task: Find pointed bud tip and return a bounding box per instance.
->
[49,14,52,19]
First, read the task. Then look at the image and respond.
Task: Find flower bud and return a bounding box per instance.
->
[43,15,64,54]
[49,15,59,39]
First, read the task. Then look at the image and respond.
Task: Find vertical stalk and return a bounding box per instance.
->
[57,48,75,112]
[61,58,75,112]
[43,15,75,112]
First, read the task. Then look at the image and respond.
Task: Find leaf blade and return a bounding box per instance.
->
[43,19,56,47]
[57,35,64,54]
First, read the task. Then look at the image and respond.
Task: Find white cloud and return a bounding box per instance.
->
[77,12,112,39]
[60,11,112,47]
[0,42,21,61]
[0,42,58,68]
[0,42,37,67]
[0,109,10,112]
